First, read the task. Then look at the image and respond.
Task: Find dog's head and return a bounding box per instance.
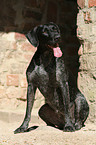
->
[26,22,62,57]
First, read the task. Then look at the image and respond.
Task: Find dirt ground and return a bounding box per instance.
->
[0,109,96,145]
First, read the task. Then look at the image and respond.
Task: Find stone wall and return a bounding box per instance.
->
[0,0,96,123]
[77,0,96,123]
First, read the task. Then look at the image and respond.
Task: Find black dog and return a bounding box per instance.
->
[14,22,89,134]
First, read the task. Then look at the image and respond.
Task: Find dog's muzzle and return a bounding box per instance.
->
[48,43,62,58]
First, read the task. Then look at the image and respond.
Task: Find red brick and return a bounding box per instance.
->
[15,33,26,40]
[7,74,19,87]
[77,0,85,9]
[88,0,96,7]
[21,42,36,52]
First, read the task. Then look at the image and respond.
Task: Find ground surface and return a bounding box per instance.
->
[0,109,96,145]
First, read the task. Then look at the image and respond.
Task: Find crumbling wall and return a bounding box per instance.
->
[77,0,96,123]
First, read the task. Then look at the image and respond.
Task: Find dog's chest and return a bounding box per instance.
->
[38,54,56,78]
[35,57,65,87]
[36,63,65,109]
[36,63,56,85]
[34,57,57,92]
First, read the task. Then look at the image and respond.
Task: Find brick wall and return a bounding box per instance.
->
[0,0,96,123]
[77,0,96,123]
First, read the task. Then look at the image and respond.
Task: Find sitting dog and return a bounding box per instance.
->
[14,22,89,134]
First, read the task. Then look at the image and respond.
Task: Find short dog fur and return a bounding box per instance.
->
[14,22,89,134]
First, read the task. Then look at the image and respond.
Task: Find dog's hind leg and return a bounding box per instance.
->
[38,103,64,130]
[74,92,89,130]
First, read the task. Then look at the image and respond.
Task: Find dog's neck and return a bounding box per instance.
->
[36,44,55,67]
[37,44,53,55]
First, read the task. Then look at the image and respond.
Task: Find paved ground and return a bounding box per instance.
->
[0,109,96,145]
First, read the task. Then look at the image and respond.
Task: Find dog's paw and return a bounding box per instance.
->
[75,122,82,130]
[14,126,27,134]
[64,124,75,132]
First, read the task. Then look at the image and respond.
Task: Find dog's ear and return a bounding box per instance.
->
[26,26,39,47]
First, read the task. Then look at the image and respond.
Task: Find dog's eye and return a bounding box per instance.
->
[52,27,57,31]
[43,28,48,34]
[43,30,48,36]
[43,31,47,34]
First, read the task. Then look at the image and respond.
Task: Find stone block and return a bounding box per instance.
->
[6,86,20,99]
[83,40,96,54]
[86,54,96,70]
[0,87,6,99]
[77,0,85,9]
[24,54,33,61]
[77,24,92,40]
[90,7,96,23]
[20,88,27,100]
[83,41,92,53]
[92,24,96,36]
[15,33,26,41]
[83,11,92,24]
[21,42,36,52]
[12,42,17,50]
[89,103,96,123]
[20,77,27,88]
[88,0,96,8]
[7,74,19,87]
[10,63,26,74]
[78,71,96,98]
[79,54,96,70]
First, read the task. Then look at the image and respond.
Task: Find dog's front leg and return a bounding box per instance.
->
[61,82,75,132]
[14,83,36,134]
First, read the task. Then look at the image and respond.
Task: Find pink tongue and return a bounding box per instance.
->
[53,47,62,58]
